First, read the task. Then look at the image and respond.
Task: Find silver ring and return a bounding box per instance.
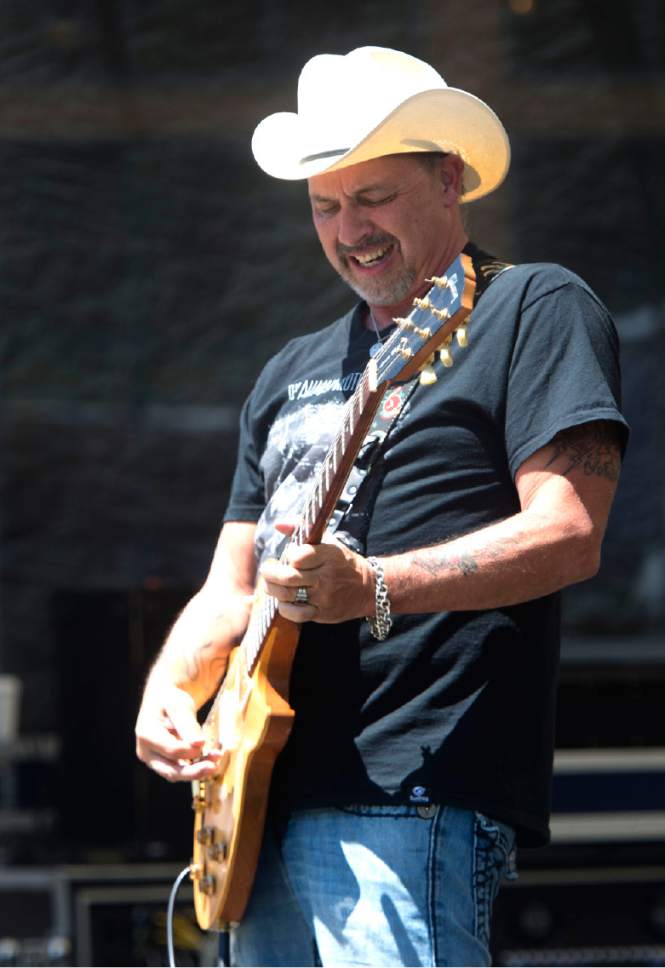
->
[294,586,309,605]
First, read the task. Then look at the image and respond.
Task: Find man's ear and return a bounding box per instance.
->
[440,153,465,204]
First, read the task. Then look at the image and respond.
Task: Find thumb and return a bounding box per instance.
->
[274,518,299,537]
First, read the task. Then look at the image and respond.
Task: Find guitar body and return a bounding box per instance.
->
[192,599,300,929]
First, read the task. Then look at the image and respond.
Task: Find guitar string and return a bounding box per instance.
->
[243,366,374,678]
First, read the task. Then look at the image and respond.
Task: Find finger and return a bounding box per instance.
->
[276,601,317,624]
[262,578,313,603]
[163,692,207,749]
[136,703,207,762]
[144,749,221,783]
[274,519,299,536]
[284,543,324,568]
[260,558,301,584]
[137,720,206,762]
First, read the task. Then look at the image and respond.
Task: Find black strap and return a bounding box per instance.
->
[329,378,419,553]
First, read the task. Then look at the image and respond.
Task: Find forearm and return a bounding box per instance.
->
[146,588,251,708]
[381,506,599,615]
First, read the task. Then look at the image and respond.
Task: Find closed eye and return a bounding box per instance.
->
[312,201,339,218]
[360,193,396,207]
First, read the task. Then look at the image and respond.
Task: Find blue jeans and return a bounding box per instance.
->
[229,804,516,967]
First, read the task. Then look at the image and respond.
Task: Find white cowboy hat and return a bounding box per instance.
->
[251,46,510,203]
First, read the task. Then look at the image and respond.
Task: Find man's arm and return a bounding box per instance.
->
[135,520,257,782]
[261,421,622,620]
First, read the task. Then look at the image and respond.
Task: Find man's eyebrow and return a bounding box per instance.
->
[310,184,392,203]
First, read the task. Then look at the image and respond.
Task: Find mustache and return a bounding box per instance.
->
[336,234,397,257]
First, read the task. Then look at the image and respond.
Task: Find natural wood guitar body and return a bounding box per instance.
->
[192,604,300,929]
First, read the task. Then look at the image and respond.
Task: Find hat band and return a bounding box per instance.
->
[300,147,350,164]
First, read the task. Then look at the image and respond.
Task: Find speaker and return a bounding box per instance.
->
[53,586,195,861]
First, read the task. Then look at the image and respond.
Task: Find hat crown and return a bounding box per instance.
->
[296,47,447,160]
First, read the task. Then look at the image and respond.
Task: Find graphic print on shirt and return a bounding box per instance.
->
[254,397,349,564]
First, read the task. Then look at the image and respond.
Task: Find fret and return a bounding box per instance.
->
[331,438,339,473]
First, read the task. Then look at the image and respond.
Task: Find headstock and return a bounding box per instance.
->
[370,254,475,389]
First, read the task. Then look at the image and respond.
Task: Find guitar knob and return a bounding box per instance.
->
[200,874,217,896]
[456,325,468,348]
[209,841,229,862]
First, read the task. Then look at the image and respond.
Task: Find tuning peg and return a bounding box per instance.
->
[412,296,432,310]
[419,354,437,385]
[439,346,454,368]
[427,274,449,288]
[456,325,468,348]
[431,307,450,321]
[393,316,410,328]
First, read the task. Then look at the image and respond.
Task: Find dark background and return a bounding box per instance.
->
[0,0,664,961]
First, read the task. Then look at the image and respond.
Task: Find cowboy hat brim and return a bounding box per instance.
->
[251,87,510,203]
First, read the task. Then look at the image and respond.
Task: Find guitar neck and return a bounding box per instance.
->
[292,365,384,547]
[240,364,383,677]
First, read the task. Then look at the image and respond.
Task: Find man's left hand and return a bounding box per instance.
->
[260,523,375,624]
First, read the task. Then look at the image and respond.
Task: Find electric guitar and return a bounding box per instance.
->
[190,253,476,930]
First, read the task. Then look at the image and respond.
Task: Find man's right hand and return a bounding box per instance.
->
[134,522,257,783]
[135,683,223,783]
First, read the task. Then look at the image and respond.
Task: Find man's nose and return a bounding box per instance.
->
[337,204,373,248]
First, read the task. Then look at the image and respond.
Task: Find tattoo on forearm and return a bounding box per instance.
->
[415,550,479,579]
[412,531,523,581]
[184,641,227,686]
[544,422,621,481]
[458,554,479,575]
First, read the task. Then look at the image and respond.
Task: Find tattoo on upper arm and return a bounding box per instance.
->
[544,422,621,481]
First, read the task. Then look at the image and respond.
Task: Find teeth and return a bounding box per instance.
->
[354,245,391,266]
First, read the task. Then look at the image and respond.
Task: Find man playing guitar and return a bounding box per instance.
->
[136,46,628,966]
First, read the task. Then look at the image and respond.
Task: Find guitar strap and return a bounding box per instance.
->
[328,377,419,552]
[329,245,514,554]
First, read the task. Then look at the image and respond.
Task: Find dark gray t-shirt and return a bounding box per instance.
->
[224,251,628,846]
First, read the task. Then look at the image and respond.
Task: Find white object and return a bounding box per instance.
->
[0,675,21,742]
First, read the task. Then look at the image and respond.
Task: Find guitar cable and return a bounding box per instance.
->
[167,865,193,968]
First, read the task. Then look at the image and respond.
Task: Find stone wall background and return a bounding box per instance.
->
[0,0,663,856]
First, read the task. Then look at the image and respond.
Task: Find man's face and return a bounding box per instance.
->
[308,153,464,311]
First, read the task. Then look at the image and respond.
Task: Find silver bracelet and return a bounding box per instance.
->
[366,556,393,640]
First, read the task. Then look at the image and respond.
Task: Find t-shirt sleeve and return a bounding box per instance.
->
[505,278,629,477]
[223,389,266,523]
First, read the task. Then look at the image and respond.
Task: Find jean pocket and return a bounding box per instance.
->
[472,812,517,949]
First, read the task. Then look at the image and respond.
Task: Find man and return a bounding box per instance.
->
[135,47,628,966]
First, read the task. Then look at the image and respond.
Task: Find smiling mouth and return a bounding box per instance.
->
[347,242,395,268]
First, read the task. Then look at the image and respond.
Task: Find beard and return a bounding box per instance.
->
[334,235,417,307]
